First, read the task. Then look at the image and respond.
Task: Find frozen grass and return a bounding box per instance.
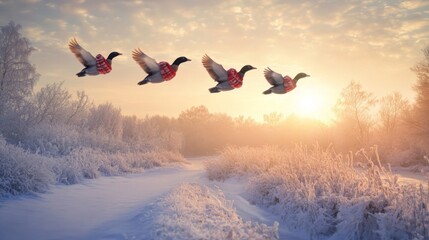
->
[0,135,187,196]
[0,137,55,196]
[55,149,187,185]
[153,183,279,240]
[206,145,429,240]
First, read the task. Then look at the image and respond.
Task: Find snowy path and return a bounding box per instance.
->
[0,157,299,240]
[0,160,203,240]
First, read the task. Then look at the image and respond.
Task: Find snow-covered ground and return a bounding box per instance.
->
[0,157,301,240]
[0,156,426,240]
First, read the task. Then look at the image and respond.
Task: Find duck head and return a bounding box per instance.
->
[239,65,257,75]
[293,72,310,82]
[107,51,122,60]
[172,56,192,66]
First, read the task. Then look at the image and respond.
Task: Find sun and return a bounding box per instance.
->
[297,96,320,116]
[293,87,332,123]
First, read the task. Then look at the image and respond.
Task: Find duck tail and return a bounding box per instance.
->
[138,79,149,85]
[262,89,272,95]
[209,87,220,93]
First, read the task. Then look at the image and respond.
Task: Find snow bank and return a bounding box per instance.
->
[55,148,187,185]
[0,133,187,196]
[152,183,279,240]
[206,145,429,240]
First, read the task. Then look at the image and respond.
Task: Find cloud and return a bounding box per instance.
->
[134,12,154,26]
[400,0,429,10]
[24,26,45,41]
[45,18,68,30]
[159,23,186,37]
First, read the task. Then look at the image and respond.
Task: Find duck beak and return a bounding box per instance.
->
[118,53,123,55]
[252,66,257,69]
[187,59,192,61]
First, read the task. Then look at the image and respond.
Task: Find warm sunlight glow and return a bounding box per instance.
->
[293,88,330,122]
[297,95,320,116]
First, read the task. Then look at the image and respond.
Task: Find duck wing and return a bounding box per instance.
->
[68,38,96,67]
[132,48,160,75]
[264,68,284,86]
[202,54,228,82]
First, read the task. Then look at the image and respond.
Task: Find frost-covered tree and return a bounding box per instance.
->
[86,102,122,139]
[334,81,377,149]
[379,92,409,148]
[30,82,90,126]
[409,46,429,150]
[178,106,235,155]
[0,22,38,140]
[263,112,283,126]
[32,82,72,125]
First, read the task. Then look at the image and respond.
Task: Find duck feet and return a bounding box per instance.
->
[262,89,272,95]
[209,87,221,93]
[76,71,86,77]
[138,79,149,85]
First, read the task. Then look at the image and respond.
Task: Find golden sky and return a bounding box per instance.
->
[1,0,428,123]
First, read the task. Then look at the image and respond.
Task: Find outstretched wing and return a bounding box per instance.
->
[132,48,160,74]
[202,54,228,82]
[68,38,96,67]
[264,68,284,86]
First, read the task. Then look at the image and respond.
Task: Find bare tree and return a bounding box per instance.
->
[86,103,123,139]
[379,92,410,150]
[263,112,283,126]
[32,82,72,125]
[408,46,429,150]
[334,81,377,149]
[379,92,409,143]
[66,91,90,125]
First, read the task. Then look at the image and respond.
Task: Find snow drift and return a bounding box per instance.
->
[0,135,187,197]
[151,183,279,240]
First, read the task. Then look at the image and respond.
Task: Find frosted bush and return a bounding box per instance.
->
[152,183,279,240]
[206,146,284,180]
[0,137,54,196]
[207,145,429,239]
[53,148,103,184]
[55,148,188,184]
[23,123,81,156]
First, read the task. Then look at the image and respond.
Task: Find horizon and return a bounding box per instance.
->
[1,0,428,123]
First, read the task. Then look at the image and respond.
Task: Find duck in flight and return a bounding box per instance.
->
[69,38,122,77]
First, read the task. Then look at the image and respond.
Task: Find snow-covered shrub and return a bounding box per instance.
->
[53,147,103,184]
[135,150,179,169]
[53,148,187,184]
[205,146,284,180]
[207,145,429,239]
[22,122,135,156]
[152,183,279,240]
[23,123,81,156]
[0,137,54,196]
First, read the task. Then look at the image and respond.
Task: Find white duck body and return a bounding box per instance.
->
[68,38,121,77]
[263,68,310,94]
[132,48,190,85]
[202,54,256,93]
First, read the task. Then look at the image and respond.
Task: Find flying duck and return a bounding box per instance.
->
[68,38,122,77]
[132,48,191,85]
[263,68,310,94]
[202,54,256,93]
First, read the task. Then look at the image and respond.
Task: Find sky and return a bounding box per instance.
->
[0,0,428,123]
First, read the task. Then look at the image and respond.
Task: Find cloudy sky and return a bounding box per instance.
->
[1,0,428,122]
